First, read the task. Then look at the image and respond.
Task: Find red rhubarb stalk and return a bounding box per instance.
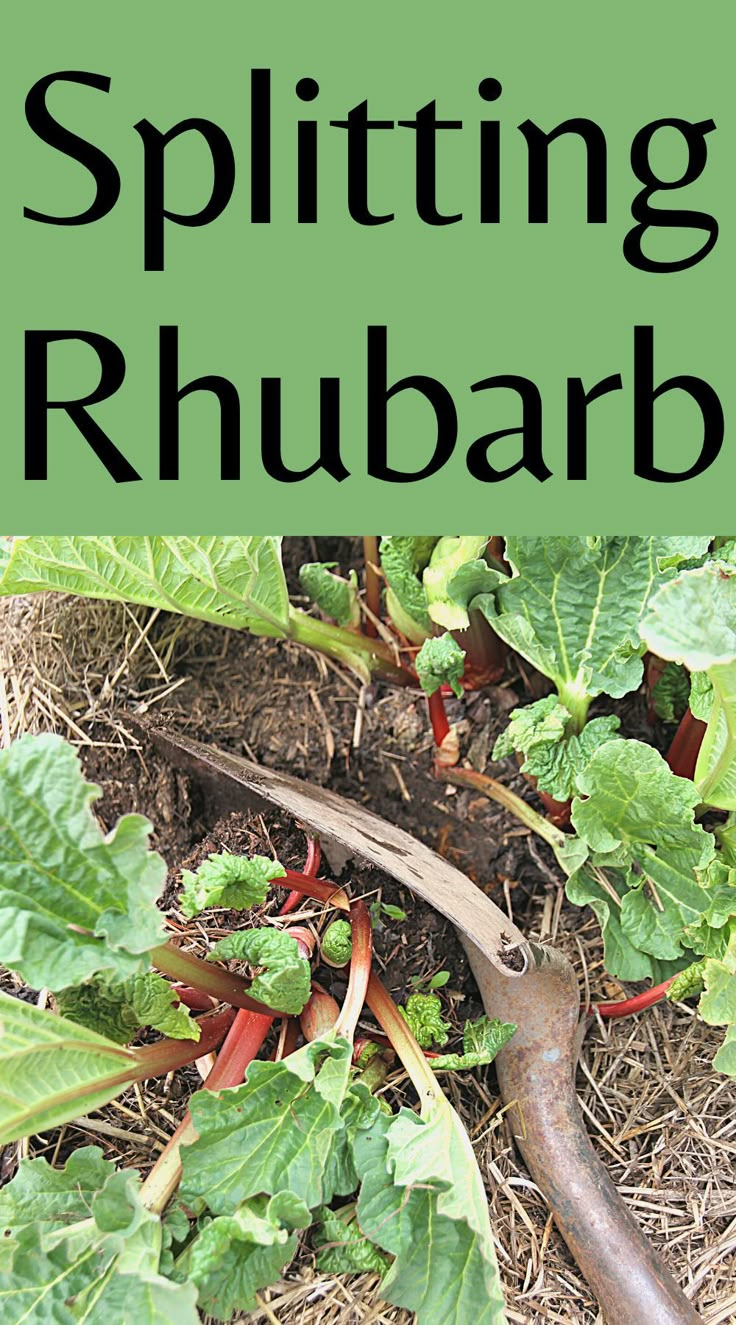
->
[141,1006,274,1213]
[335,901,373,1040]
[595,977,675,1020]
[666,708,706,781]
[280,836,322,916]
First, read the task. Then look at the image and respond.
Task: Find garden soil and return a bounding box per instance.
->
[1,540,734,1324]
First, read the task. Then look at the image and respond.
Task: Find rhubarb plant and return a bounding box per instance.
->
[0,733,514,1323]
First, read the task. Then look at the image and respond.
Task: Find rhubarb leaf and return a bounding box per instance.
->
[354,1099,506,1325]
[299,562,360,628]
[698,932,736,1075]
[416,633,465,699]
[431,1016,516,1071]
[380,536,437,642]
[473,536,711,720]
[0,535,291,637]
[0,734,166,989]
[314,1204,391,1276]
[208,929,311,1015]
[56,972,199,1044]
[399,993,450,1048]
[179,851,283,919]
[0,1146,115,1234]
[568,741,714,964]
[423,537,489,631]
[641,564,736,809]
[179,1192,310,1321]
[0,1167,199,1324]
[0,991,139,1144]
[181,1036,353,1215]
[651,662,691,723]
[493,696,620,801]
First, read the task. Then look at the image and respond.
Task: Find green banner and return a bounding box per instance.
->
[3,1,732,531]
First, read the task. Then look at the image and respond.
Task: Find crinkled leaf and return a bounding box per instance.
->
[569,741,714,963]
[652,662,691,723]
[179,851,282,919]
[299,562,360,628]
[689,670,714,722]
[0,1146,115,1235]
[565,866,681,982]
[668,961,706,1001]
[432,1016,515,1071]
[181,1035,353,1215]
[0,990,143,1145]
[354,1101,506,1325]
[423,537,489,631]
[415,633,465,699]
[641,565,736,809]
[56,971,199,1044]
[399,993,450,1048]
[0,1167,199,1324]
[0,735,166,989]
[698,934,736,1075]
[180,1192,310,1321]
[209,928,311,1015]
[321,1083,382,1201]
[314,1204,391,1276]
[0,535,290,637]
[493,696,620,801]
[473,536,711,715]
[380,536,437,642]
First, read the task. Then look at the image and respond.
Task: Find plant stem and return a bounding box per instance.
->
[666,708,706,781]
[335,902,372,1040]
[594,978,675,1019]
[366,972,437,1107]
[151,942,282,1014]
[140,1007,274,1214]
[280,835,322,916]
[427,689,450,747]
[363,537,381,638]
[289,608,415,687]
[439,765,568,857]
[557,685,591,734]
[281,869,349,911]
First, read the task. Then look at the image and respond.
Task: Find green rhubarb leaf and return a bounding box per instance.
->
[0,535,290,637]
[354,1100,506,1325]
[56,971,199,1044]
[0,1167,199,1324]
[179,851,283,919]
[423,537,489,631]
[431,1016,516,1071]
[698,934,736,1075]
[493,696,621,801]
[0,991,140,1144]
[181,1035,353,1215]
[652,662,691,723]
[299,562,360,628]
[0,1146,115,1234]
[399,993,450,1048]
[208,928,311,1015]
[314,1204,391,1276]
[473,536,711,721]
[569,741,714,964]
[180,1192,310,1322]
[0,734,166,989]
[565,866,680,982]
[641,564,736,810]
[667,961,705,1001]
[415,633,465,699]
[380,536,437,642]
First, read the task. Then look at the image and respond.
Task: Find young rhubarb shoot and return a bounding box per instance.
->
[399,992,451,1048]
[321,918,353,968]
[299,561,360,628]
[207,928,312,1015]
[492,696,620,804]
